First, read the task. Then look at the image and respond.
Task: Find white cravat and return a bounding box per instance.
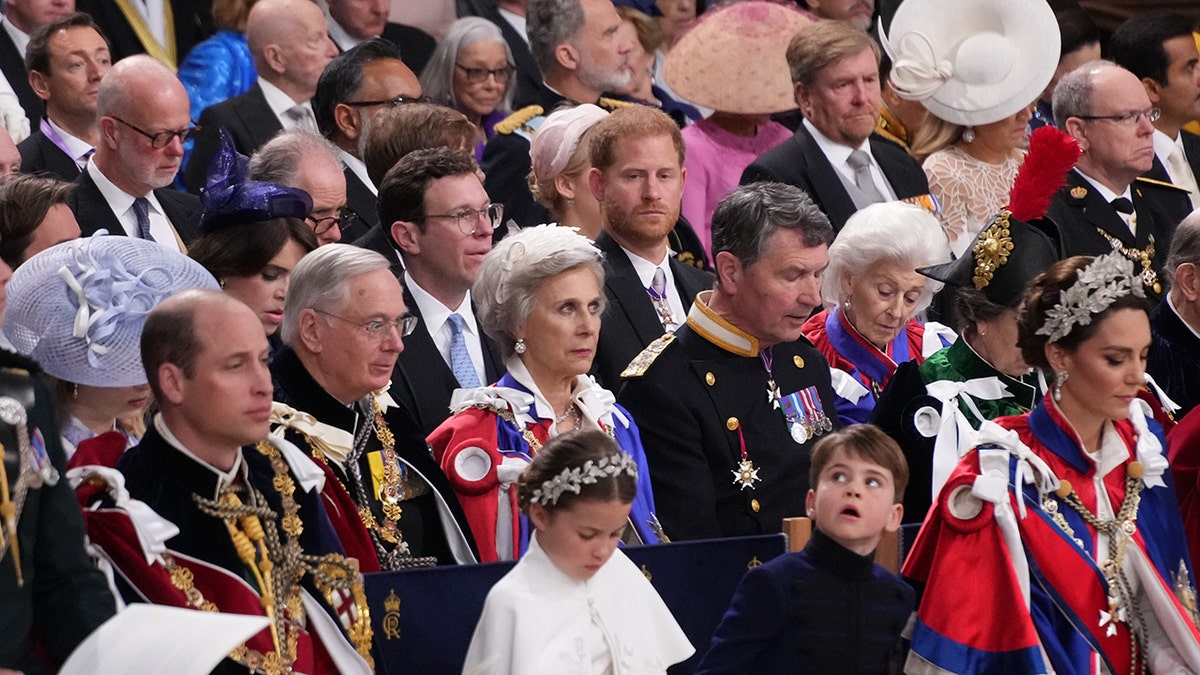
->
[1166,141,1200,212]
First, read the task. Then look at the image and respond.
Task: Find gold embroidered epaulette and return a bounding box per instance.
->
[620,334,676,379]
[1136,176,1191,192]
[598,97,636,111]
[494,105,544,135]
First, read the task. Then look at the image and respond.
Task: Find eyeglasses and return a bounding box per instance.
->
[315,309,419,339]
[1076,107,1161,126]
[306,206,357,235]
[110,116,199,148]
[455,63,513,84]
[343,94,424,108]
[420,203,503,236]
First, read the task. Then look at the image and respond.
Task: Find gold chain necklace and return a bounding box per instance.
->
[1096,229,1159,294]
[1054,462,1147,674]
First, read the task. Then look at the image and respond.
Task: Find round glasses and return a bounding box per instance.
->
[420,203,503,236]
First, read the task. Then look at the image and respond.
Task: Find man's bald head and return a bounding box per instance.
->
[96,54,186,120]
[246,0,336,100]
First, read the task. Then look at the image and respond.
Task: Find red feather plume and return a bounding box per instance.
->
[1006,126,1081,222]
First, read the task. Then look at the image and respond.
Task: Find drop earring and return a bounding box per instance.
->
[1053,370,1068,402]
[962,127,976,143]
[514,338,526,355]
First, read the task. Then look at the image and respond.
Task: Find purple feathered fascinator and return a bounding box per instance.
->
[199,128,312,232]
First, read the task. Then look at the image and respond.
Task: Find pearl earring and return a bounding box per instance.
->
[963,127,976,143]
[1053,370,1069,402]
[515,338,526,355]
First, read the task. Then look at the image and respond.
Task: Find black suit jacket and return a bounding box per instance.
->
[741,125,930,232]
[351,224,403,273]
[0,28,39,126]
[69,169,201,244]
[186,84,283,193]
[1148,298,1200,419]
[342,165,377,243]
[592,231,713,389]
[73,0,213,66]
[17,128,80,180]
[1046,170,1190,300]
[391,283,506,437]
[378,22,436,76]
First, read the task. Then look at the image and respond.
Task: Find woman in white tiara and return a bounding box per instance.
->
[903,253,1200,675]
[462,429,692,675]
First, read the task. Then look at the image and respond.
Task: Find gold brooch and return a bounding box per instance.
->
[972,211,1015,290]
[1070,186,1088,199]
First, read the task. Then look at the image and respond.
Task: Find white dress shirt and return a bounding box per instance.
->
[404,270,486,384]
[804,119,897,201]
[622,246,688,330]
[86,159,184,251]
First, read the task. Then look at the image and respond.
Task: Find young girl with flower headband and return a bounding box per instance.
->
[904,252,1200,674]
[462,430,693,674]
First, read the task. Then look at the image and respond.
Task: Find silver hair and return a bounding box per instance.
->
[1165,210,1200,291]
[420,17,515,114]
[712,182,833,280]
[473,225,606,359]
[280,243,392,344]
[527,0,586,74]
[822,201,952,311]
[248,129,342,186]
[1052,59,1115,126]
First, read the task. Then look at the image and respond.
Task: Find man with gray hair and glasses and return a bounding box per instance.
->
[249,129,351,246]
[269,243,477,569]
[1149,210,1200,418]
[618,181,839,541]
[1047,59,1193,300]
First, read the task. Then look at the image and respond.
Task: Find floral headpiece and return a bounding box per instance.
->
[529,452,639,506]
[1036,251,1144,344]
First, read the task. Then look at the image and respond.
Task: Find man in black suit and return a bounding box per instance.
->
[378,147,505,435]
[18,14,110,181]
[324,0,436,75]
[73,0,210,68]
[313,38,421,243]
[1048,61,1192,300]
[481,0,633,230]
[1149,211,1200,418]
[741,20,929,233]
[617,182,838,541]
[69,55,199,250]
[586,105,712,389]
[0,0,74,127]
[467,0,541,107]
[1110,13,1200,213]
[184,0,337,193]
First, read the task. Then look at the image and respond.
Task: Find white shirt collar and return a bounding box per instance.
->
[496,8,528,45]
[2,18,30,57]
[1073,168,1132,205]
[257,76,308,114]
[620,244,670,287]
[340,149,376,195]
[154,414,245,496]
[325,14,362,52]
[403,269,477,340]
[1153,128,1178,163]
[47,117,94,163]
[803,118,872,171]
[86,158,167,235]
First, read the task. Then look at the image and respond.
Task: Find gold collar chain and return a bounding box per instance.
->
[1095,229,1160,294]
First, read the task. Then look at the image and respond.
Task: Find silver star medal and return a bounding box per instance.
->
[732,459,760,490]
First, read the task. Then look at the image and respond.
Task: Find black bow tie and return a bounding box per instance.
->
[1110,197,1134,214]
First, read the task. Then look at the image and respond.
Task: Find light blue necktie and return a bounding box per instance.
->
[447,313,482,388]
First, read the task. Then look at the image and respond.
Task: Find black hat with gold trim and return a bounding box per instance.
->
[918,126,1077,307]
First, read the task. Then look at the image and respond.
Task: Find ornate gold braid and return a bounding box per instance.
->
[1056,466,1147,674]
[1095,229,1157,292]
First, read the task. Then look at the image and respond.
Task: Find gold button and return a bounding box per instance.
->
[705,372,715,386]
[751,499,760,512]
[793,355,805,368]
[1154,282,1162,295]
[726,417,739,431]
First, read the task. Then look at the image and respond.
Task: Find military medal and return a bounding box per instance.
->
[780,390,811,444]
[790,420,809,444]
[760,348,781,409]
[800,387,833,434]
[732,459,760,490]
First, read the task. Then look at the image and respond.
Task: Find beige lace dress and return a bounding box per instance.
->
[923,145,1023,257]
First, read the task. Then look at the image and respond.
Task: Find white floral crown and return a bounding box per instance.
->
[1036,251,1144,344]
[529,452,639,506]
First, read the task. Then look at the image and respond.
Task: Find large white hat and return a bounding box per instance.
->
[881,0,1060,127]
